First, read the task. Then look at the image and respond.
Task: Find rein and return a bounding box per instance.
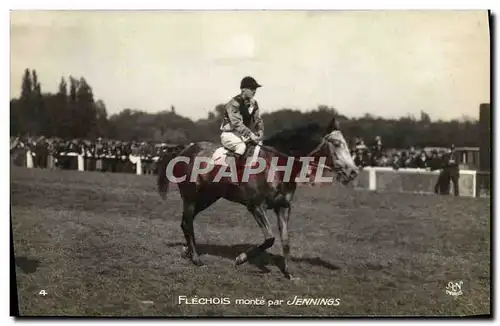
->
[254,138,334,172]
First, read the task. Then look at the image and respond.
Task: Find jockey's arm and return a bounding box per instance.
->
[225,99,256,140]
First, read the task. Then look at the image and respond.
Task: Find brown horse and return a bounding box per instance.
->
[157,117,358,279]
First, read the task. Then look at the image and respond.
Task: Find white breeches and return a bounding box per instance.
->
[221,132,247,155]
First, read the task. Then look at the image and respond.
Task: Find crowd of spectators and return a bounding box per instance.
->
[10,136,183,174]
[350,136,456,171]
[10,135,457,174]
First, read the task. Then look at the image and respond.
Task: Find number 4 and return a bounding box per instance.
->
[39,290,47,296]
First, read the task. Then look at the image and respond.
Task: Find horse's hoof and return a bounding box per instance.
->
[192,257,204,266]
[181,247,191,259]
[234,255,247,268]
[235,253,247,267]
[285,272,300,281]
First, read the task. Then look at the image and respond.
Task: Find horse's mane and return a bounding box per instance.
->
[263,122,325,156]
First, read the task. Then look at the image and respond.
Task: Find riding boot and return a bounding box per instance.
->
[232,153,244,167]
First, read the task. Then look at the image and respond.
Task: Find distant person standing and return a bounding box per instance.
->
[446,145,460,196]
[429,147,459,196]
[371,136,384,164]
[428,150,446,194]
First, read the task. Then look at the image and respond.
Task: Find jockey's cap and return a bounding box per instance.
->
[240,76,262,89]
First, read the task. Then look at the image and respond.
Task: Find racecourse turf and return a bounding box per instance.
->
[10,166,490,317]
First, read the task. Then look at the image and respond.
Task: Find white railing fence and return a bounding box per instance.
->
[24,150,159,174]
[353,166,481,198]
[21,151,489,198]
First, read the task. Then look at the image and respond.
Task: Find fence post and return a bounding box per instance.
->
[462,170,477,198]
[26,150,33,168]
[77,155,84,171]
[473,171,477,198]
[136,157,142,175]
[368,167,376,191]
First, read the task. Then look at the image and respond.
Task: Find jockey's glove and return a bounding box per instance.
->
[249,133,260,143]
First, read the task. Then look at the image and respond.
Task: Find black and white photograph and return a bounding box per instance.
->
[9,9,492,317]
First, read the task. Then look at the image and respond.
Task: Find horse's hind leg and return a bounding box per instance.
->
[181,191,220,266]
[235,203,275,267]
[181,200,203,266]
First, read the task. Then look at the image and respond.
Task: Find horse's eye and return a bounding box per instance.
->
[333,141,342,147]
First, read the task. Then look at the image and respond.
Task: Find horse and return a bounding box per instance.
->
[156,117,359,279]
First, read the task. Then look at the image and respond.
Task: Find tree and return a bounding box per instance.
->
[94,99,108,137]
[32,70,41,95]
[420,110,431,124]
[58,77,68,97]
[73,77,97,138]
[54,76,72,139]
[69,76,78,104]
[31,69,44,135]
[20,68,32,100]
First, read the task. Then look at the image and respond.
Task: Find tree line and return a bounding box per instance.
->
[10,69,481,149]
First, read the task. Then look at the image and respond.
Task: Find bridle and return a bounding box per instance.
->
[254,135,335,173]
[305,133,353,183]
[245,131,353,183]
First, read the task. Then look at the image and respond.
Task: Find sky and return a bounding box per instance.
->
[10,10,490,121]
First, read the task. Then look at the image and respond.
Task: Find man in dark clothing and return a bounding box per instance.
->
[370,136,384,166]
[400,151,409,169]
[414,150,429,169]
[391,153,402,170]
[429,149,460,196]
[34,137,49,168]
[445,149,460,196]
[428,153,447,194]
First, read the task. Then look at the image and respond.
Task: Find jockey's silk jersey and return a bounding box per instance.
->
[233,95,253,127]
[220,94,264,139]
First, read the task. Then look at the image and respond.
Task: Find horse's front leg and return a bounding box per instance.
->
[275,204,296,280]
[235,203,275,267]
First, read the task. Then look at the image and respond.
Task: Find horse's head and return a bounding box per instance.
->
[263,119,359,185]
[319,117,359,185]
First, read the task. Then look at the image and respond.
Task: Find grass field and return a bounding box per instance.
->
[11,166,491,317]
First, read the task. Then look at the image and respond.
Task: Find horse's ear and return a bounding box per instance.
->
[326,117,340,133]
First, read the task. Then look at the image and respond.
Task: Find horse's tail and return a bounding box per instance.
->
[157,144,191,200]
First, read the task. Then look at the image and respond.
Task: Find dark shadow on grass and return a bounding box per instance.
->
[15,256,40,274]
[165,242,340,274]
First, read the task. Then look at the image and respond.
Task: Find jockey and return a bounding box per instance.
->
[220,76,264,160]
